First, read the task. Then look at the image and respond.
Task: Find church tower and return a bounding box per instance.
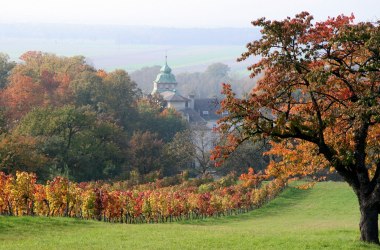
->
[151,58,190,111]
[151,56,178,94]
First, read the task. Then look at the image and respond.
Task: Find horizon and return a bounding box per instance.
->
[1,1,379,73]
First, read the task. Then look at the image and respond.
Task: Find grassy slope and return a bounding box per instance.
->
[0,182,378,250]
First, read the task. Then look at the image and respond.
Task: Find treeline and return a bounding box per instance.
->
[130,63,257,98]
[0,51,188,181]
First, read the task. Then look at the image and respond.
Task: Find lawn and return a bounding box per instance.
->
[0,182,377,249]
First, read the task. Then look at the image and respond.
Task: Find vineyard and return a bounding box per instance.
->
[0,171,286,223]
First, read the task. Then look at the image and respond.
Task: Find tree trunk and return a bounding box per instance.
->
[359,205,379,244]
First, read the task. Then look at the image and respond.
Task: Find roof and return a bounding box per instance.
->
[154,62,177,84]
[180,108,207,125]
[160,62,172,74]
[194,98,224,120]
[161,91,190,102]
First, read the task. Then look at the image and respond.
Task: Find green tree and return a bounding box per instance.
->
[128,131,164,175]
[16,105,125,181]
[163,129,195,175]
[70,71,104,108]
[134,98,187,142]
[100,69,141,128]
[0,53,16,89]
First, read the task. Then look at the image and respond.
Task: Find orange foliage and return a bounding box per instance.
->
[1,75,44,120]
[239,167,266,188]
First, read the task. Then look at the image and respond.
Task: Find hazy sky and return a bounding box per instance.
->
[1,0,378,27]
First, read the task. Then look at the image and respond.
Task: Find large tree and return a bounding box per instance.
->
[15,105,125,181]
[213,13,380,244]
[0,51,93,122]
[128,131,164,175]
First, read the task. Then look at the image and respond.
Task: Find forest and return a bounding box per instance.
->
[0,51,189,181]
[0,51,267,182]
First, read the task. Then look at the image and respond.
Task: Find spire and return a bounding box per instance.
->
[160,54,172,74]
[152,54,178,94]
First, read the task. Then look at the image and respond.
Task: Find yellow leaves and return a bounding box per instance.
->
[0,171,287,223]
[239,167,266,188]
[264,140,329,179]
[8,171,37,216]
[295,182,316,190]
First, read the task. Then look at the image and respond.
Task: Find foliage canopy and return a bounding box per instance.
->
[213,12,380,244]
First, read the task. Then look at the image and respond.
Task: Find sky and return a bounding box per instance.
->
[1,0,379,28]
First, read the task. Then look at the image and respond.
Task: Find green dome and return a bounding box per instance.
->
[155,62,177,84]
[160,62,172,73]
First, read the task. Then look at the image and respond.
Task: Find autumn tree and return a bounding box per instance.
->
[213,13,380,243]
[0,75,45,121]
[0,134,48,178]
[1,51,94,122]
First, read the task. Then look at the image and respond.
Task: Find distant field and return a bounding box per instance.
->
[0,182,377,249]
[0,38,256,74]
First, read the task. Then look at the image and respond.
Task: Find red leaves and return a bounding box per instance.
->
[214,12,380,187]
[0,171,286,223]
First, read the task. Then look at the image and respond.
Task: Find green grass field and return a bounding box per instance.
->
[0,182,378,249]
[0,38,251,73]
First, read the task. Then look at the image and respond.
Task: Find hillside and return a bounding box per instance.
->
[0,182,377,249]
